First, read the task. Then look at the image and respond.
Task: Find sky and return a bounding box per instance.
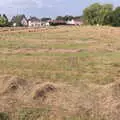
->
[0,0,119,18]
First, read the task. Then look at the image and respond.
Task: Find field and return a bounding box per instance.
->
[0,26,120,120]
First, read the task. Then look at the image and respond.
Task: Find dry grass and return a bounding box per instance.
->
[0,26,120,119]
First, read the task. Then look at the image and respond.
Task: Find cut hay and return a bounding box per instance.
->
[1,76,27,94]
[32,82,58,100]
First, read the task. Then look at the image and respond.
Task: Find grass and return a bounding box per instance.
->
[17,108,50,120]
[0,50,118,84]
[0,26,120,119]
[0,26,120,84]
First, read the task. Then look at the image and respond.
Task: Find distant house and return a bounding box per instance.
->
[49,20,66,26]
[11,15,28,27]
[28,17,51,27]
[49,18,83,26]
[45,22,50,26]
[28,17,41,27]
[66,19,83,25]
[21,17,28,26]
[41,18,51,26]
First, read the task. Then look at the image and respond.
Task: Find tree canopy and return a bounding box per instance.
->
[83,3,113,25]
[0,14,9,27]
[110,7,120,26]
[56,15,74,21]
[41,17,51,21]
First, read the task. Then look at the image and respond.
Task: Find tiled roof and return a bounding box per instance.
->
[28,17,40,22]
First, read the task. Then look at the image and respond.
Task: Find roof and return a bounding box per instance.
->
[11,15,27,23]
[49,20,66,24]
[28,17,40,22]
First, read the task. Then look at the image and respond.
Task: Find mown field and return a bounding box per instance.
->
[0,26,120,120]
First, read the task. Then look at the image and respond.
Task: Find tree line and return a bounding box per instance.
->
[56,15,82,21]
[83,3,120,26]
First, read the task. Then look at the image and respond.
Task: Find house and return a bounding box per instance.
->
[66,19,83,25]
[28,17,41,27]
[21,17,28,26]
[40,21,50,26]
[11,15,28,27]
[28,17,51,27]
[45,22,50,26]
[40,18,51,26]
[49,20,66,26]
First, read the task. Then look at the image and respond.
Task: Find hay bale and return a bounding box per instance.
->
[2,76,27,94]
[32,82,57,100]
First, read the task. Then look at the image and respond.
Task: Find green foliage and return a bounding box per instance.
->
[56,15,74,21]
[64,15,74,21]
[0,17,6,26]
[56,16,64,20]
[83,3,113,25]
[110,7,120,26]
[100,4,113,25]
[3,14,8,25]
[83,3,101,25]
[41,17,51,21]
[0,112,9,120]
[0,14,9,27]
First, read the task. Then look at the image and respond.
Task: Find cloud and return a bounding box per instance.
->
[0,0,41,8]
[0,0,62,9]
[0,0,63,16]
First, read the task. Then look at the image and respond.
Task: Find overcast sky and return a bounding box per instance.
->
[0,0,119,18]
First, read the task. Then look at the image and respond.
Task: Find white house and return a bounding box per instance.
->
[21,17,28,26]
[28,17,52,27]
[28,17,42,27]
[28,17,51,27]
[66,19,83,25]
[11,15,28,27]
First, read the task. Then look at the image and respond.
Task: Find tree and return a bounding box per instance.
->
[110,7,120,26]
[3,14,9,26]
[41,17,51,21]
[0,16,6,27]
[83,3,101,25]
[64,15,74,21]
[56,16,64,20]
[0,14,9,27]
[99,4,113,25]
[83,3,113,25]
[56,15,74,21]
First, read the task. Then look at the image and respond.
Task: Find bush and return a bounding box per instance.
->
[0,112,9,120]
